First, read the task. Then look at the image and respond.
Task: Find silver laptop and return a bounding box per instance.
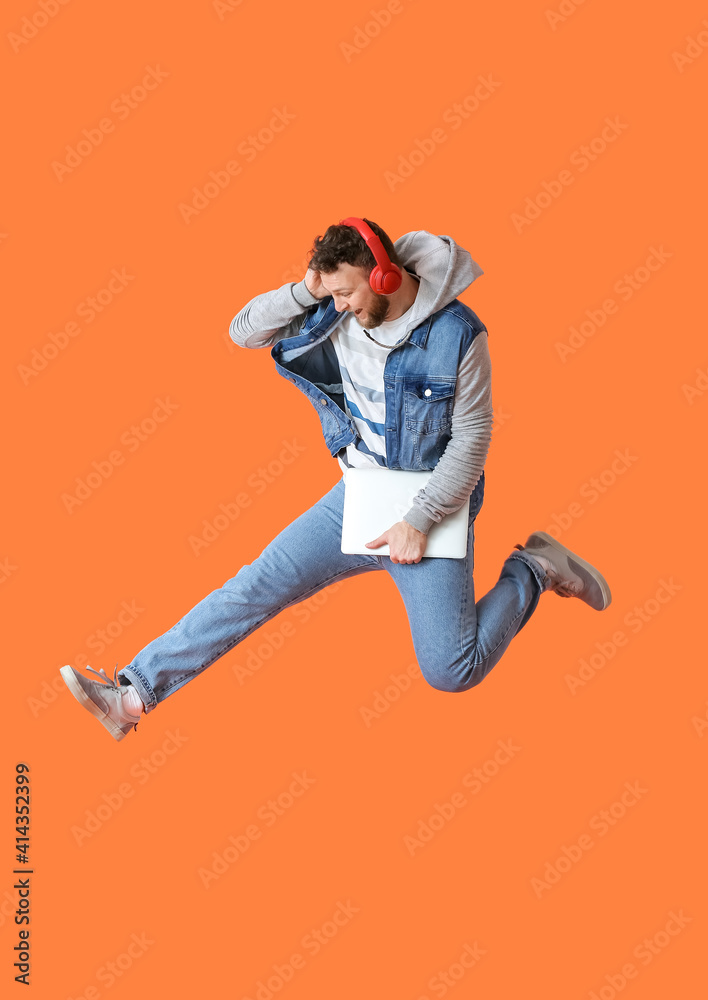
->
[341,468,470,559]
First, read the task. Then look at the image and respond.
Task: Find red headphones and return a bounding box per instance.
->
[338,216,402,294]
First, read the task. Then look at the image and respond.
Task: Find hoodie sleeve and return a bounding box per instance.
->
[401,331,493,534]
[229,278,321,349]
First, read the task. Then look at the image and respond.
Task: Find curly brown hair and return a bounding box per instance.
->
[308,218,401,275]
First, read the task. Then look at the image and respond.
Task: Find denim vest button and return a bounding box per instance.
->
[424,388,432,396]
[320,398,328,405]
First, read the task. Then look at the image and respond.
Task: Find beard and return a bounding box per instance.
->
[355,293,390,329]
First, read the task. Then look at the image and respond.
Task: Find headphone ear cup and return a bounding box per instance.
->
[370,264,402,294]
[383,266,402,293]
[369,265,384,293]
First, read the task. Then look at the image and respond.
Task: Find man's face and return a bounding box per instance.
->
[319,263,391,328]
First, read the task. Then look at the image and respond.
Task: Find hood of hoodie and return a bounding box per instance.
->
[392,230,483,335]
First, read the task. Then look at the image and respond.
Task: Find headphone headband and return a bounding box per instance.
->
[338,216,402,295]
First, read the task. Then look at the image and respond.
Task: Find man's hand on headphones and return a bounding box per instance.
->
[304,267,331,300]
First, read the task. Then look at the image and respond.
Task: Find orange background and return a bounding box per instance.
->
[3,0,707,997]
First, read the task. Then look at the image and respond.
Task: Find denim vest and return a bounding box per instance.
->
[271,296,487,472]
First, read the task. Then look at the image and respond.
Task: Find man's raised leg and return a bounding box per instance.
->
[384,487,610,694]
[61,477,382,739]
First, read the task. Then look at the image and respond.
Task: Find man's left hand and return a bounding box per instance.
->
[366,520,427,564]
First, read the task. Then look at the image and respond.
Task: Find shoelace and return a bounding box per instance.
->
[514,544,581,598]
[84,665,140,731]
[86,664,121,687]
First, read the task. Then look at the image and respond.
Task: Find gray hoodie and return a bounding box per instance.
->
[230,230,493,534]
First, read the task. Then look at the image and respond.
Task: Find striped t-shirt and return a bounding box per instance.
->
[330,302,416,475]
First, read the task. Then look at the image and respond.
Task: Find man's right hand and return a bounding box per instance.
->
[304,267,331,300]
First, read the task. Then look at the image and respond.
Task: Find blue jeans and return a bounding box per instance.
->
[118,474,547,711]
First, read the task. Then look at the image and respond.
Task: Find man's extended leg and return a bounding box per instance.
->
[383,481,609,693]
[61,477,382,738]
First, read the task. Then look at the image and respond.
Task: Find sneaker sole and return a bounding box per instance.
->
[526,531,612,610]
[60,665,133,742]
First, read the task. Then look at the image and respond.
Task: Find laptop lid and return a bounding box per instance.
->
[341,468,470,559]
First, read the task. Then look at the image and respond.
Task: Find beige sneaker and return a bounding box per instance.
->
[514,531,612,611]
[60,665,142,741]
